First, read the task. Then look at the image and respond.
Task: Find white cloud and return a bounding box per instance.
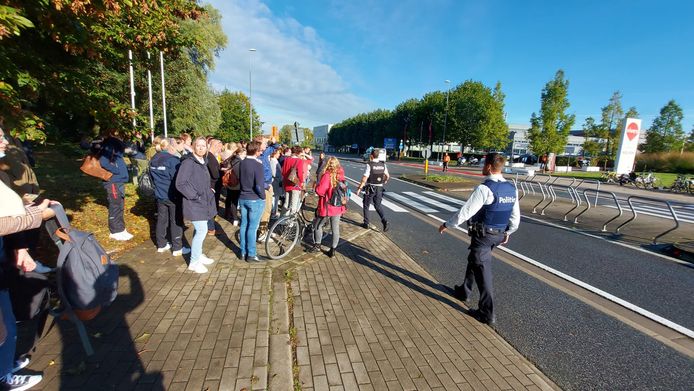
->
[205,0,371,130]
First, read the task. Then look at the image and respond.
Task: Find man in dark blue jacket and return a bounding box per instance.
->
[150,140,189,256]
[99,137,132,241]
[256,136,281,240]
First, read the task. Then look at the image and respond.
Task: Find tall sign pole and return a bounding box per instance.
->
[614,118,642,174]
[147,51,154,142]
[159,51,168,138]
[128,50,137,128]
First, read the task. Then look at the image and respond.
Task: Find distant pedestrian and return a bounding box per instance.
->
[442,153,450,172]
[356,148,389,232]
[438,153,520,326]
[309,157,346,257]
[175,137,216,274]
[99,136,133,241]
[238,141,266,262]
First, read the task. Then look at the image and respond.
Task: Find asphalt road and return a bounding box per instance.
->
[337,156,694,391]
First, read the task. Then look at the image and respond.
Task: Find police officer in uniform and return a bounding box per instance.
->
[438,153,520,326]
[356,148,390,232]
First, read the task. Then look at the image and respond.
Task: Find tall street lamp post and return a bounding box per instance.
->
[442,79,451,159]
[248,48,256,140]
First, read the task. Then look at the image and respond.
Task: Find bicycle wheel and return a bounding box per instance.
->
[265,215,301,260]
[300,195,316,222]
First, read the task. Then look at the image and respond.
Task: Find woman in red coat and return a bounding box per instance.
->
[308,157,346,257]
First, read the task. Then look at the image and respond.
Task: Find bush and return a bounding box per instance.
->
[635,152,694,174]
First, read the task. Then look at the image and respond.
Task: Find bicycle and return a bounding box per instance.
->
[264,191,329,260]
[600,171,618,184]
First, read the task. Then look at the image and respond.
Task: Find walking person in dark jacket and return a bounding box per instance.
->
[99,136,133,241]
[175,137,217,274]
[150,138,189,256]
[238,141,266,262]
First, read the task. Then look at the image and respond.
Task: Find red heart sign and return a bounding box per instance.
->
[626,122,639,141]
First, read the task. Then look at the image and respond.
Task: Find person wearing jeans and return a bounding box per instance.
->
[281,146,306,216]
[238,141,266,261]
[175,137,217,274]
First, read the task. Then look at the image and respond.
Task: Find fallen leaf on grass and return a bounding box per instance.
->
[49,360,55,366]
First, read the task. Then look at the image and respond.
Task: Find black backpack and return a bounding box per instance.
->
[137,166,155,197]
[330,180,350,207]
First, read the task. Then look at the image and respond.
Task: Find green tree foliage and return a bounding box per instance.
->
[328,80,508,152]
[528,70,576,156]
[280,124,314,147]
[0,0,226,141]
[644,100,685,153]
[581,117,602,160]
[279,124,294,145]
[597,91,624,161]
[687,127,694,152]
[218,90,261,142]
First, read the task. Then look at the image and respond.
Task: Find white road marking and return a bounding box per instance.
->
[387,192,438,213]
[344,176,408,212]
[404,191,459,211]
[423,191,466,205]
[425,214,694,339]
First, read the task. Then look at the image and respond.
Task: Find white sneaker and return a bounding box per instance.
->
[109,231,131,241]
[187,262,208,274]
[12,357,30,373]
[199,255,215,265]
[31,261,54,274]
[122,230,134,240]
[232,221,239,227]
[172,247,191,257]
[2,373,42,391]
[157,243,171,253]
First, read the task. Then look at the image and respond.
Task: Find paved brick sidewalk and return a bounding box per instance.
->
[25,199,557,390]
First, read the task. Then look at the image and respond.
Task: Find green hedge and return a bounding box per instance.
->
[635,152,694,174]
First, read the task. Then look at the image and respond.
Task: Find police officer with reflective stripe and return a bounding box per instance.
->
[438,153,520,326]
[356,148,390,232]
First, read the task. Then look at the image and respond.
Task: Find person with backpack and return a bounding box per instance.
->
[99,136,132,241]
[175,137,217,274]
[149,138,189,257]
[222,147,245,226]
[309,157,347,258]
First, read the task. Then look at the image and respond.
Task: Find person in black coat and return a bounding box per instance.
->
[175,137,216,274]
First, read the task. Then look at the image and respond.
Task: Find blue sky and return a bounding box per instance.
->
[206,0,694,133]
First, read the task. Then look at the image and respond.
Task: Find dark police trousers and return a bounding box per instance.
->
[105,183,125,234]
[156,199,183,251]
[362,185,387,225]
[462,231,505,321]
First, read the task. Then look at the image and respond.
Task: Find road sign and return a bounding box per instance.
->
[384,138,397,150]
[614,118,642,174]
[423,148,432,159]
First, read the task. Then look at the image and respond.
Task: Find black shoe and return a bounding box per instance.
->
[382,220,389,232]
[468,309,496,326]
[245,255,260,262]
[327,248,335,258]
[451,285,469,303]
[361,222,369,229]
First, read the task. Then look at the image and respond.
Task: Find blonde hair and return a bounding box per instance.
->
[323,157,341,188]
[153,135,164,152]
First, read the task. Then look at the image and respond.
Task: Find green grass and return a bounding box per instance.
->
[425,174,471,183]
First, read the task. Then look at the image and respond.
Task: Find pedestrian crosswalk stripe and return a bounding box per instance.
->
[404,192,459,211]
[386,193,438,213]
[348,192,408,212]
[423,191,466,206]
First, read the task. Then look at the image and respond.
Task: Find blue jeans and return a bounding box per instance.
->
[0,290,16,378]
[190,220,208,264]
[239,199,264,257]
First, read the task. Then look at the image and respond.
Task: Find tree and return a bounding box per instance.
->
[448,80,508,151]
[644,100,685,153]
[687,127,694,152]
[581,117,602,160]
[527,70,576,157]
[597,91,624,161]
[279,124,294,145]
[279,124,312,146]
[218,90,260,142]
